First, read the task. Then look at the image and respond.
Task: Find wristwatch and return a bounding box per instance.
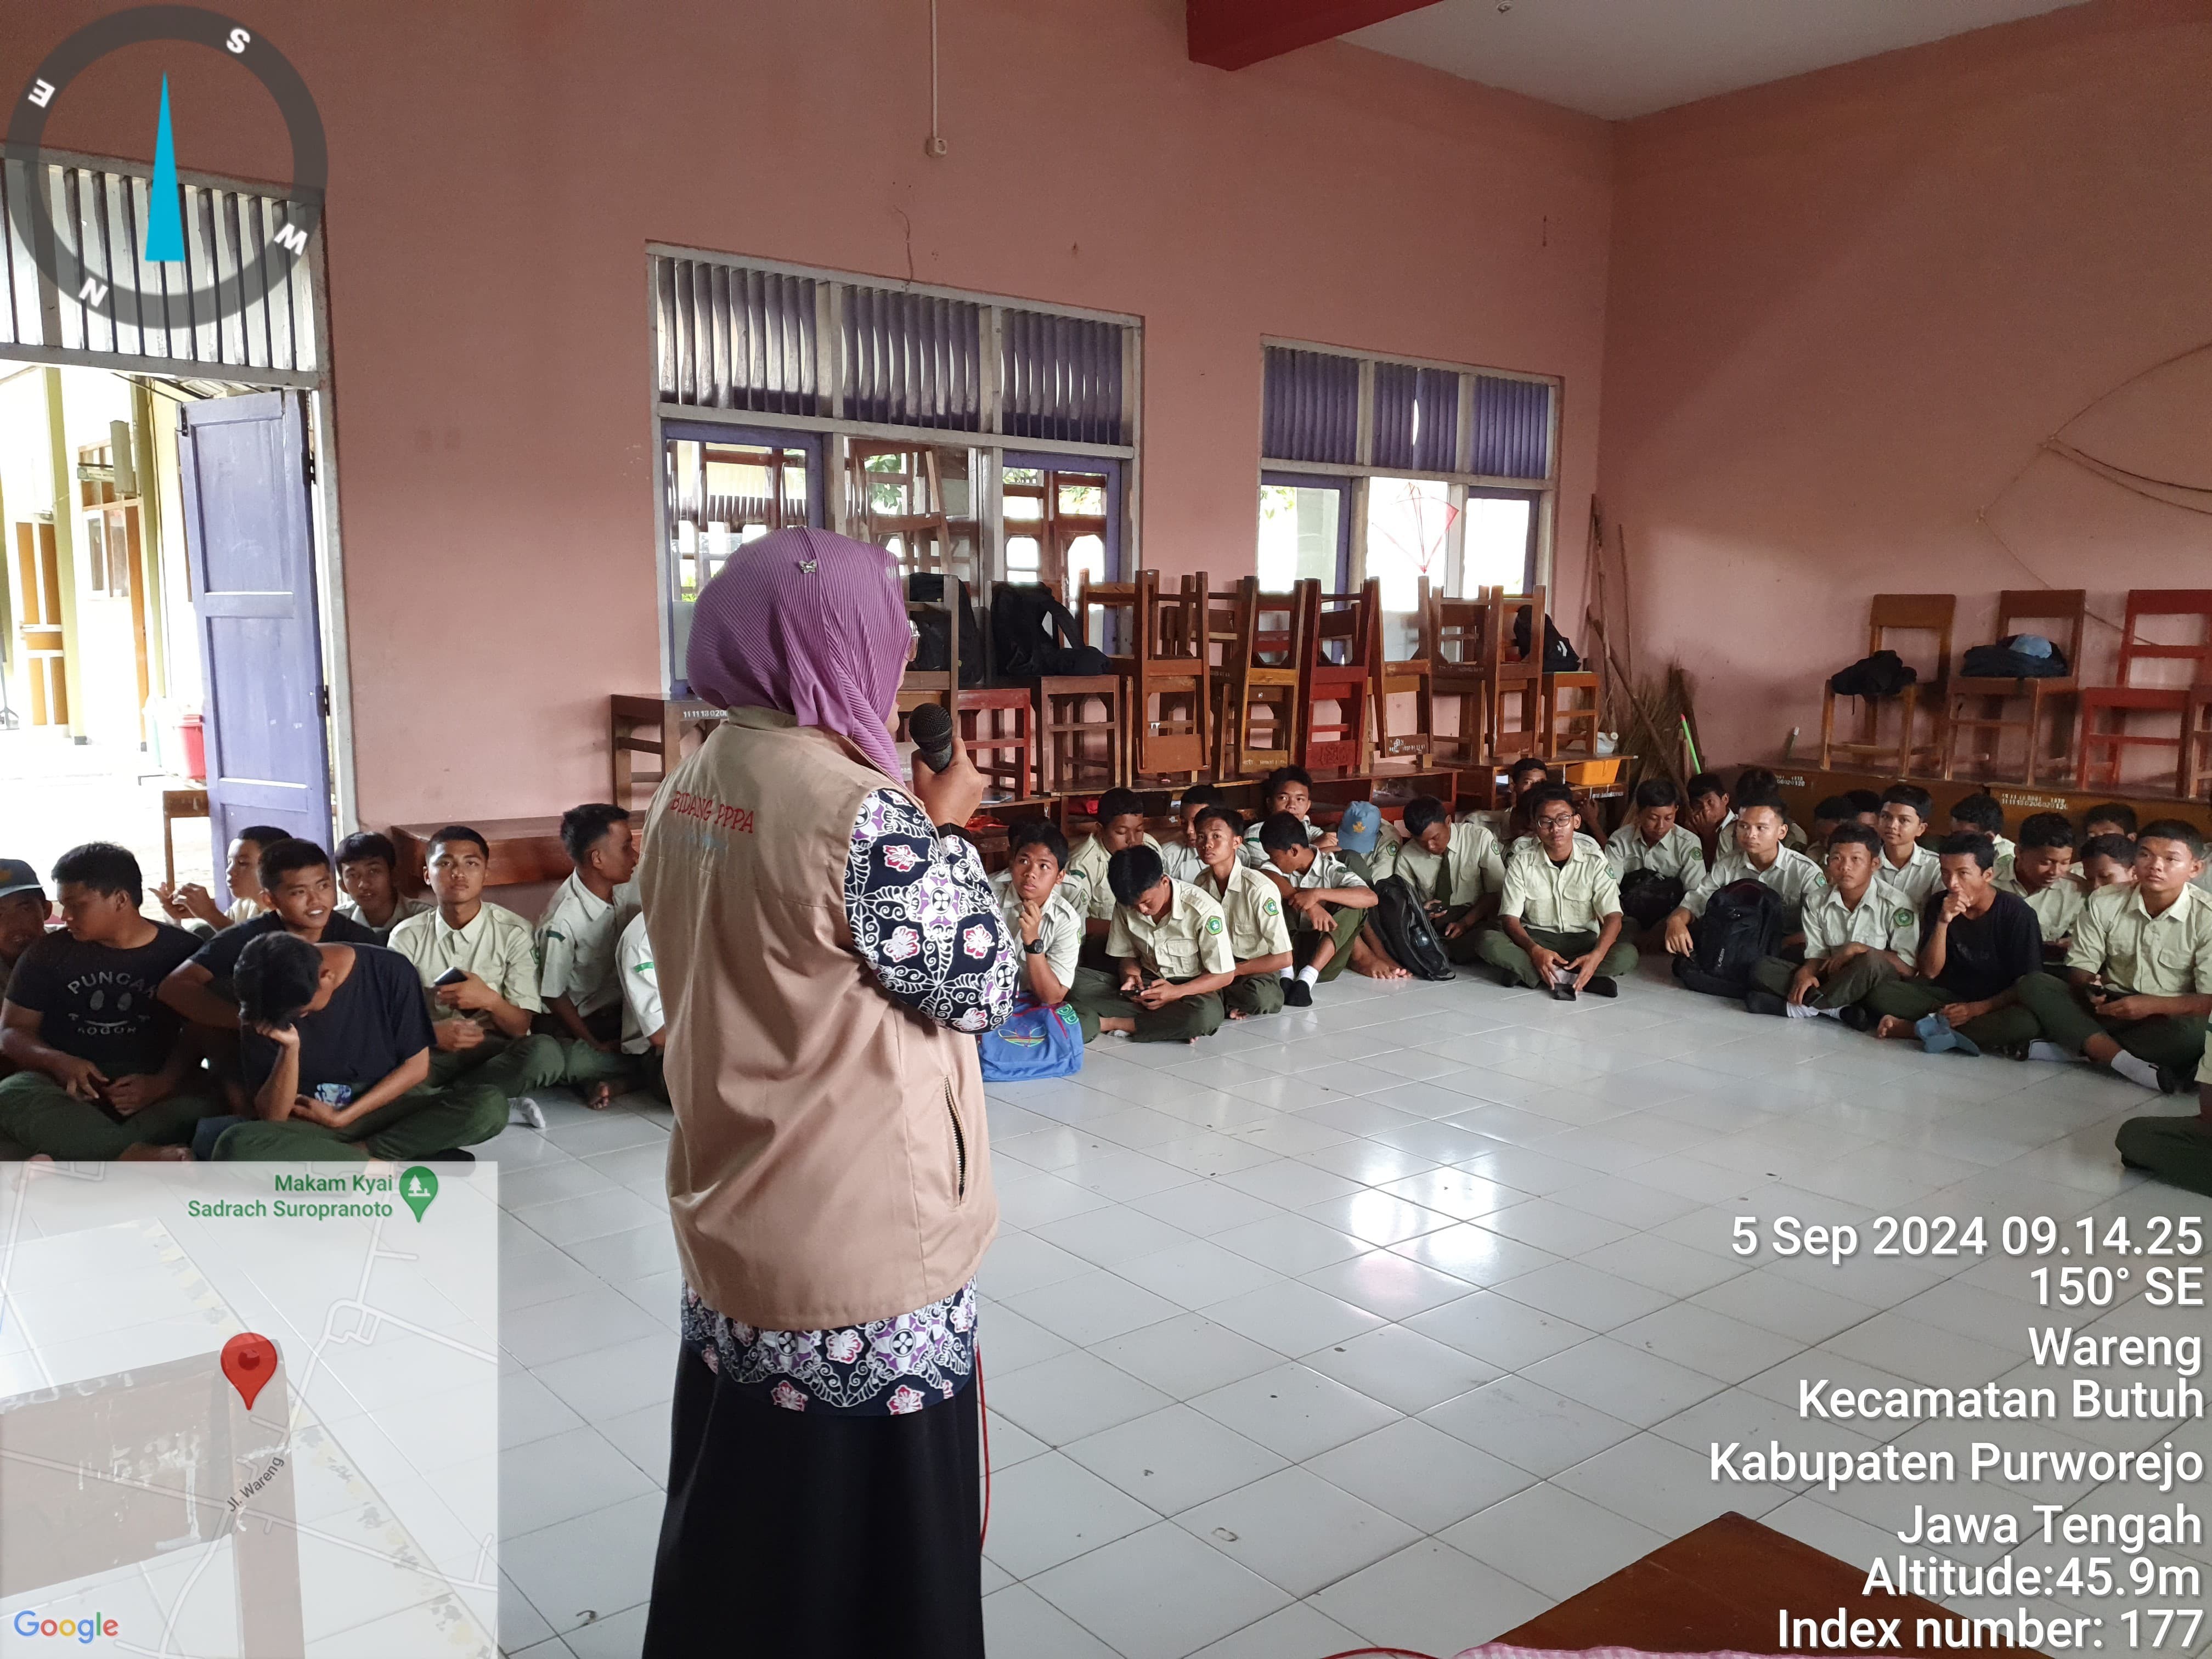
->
[1023,938,1046,955]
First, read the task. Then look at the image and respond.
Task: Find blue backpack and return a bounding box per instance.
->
[978,995,1085,1082]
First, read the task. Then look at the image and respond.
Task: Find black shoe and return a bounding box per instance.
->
[1284,979,1313,1008]
[1745,989,1787,1017]
[421,1148,476,1167]
[1838,1006,1876,1032]
[1584,975,1618,999]
[1493,967,1522,989]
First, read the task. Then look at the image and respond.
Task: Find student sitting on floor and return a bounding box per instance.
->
[994,820,1086,1034]
[1065,844,1234,1042]
[1663,797,1825,964]
[1874,785,1943,908]
[1606,777,1705,932]
[1681,770,1735,868]
[1861,832,2043,1051]
[2013,821,2212,1094]
[1192,805,1294,1019]
[0,844,215,1160]
[1809,795,1858,847]
[535,803,644,1109]
[1950,792,2014,865]
[1481,756,1553,844]
[614,911,668,1102]
[2113,1037,2212,1197]
[2080,833,2139,893]
[1997,813,2085,964]
[1393,794,1507,949]
[160,838,380,1032]
[386,825,562,1113]
[153,823,287,933]
[334,831,432,942]
[1746,823,1918,1019]
[2081,802,2137,847]
[1066,787,1158,953]
[1162,785,1224,883]
[1475,785,1633,998]
[1734,768,1808,850]
[202,930,506,1162]
[1240,766,1338,865]
[1257,811,1388,998]
[0,859,50,1011]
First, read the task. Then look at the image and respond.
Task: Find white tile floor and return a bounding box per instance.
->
[493,956,2210,1659]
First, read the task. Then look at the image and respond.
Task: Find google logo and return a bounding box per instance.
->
[12,1611,117,1641]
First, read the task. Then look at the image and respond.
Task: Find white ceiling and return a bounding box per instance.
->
[1345,0,2092,120]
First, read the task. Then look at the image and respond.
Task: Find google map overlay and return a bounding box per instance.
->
[0,1163,496,1657]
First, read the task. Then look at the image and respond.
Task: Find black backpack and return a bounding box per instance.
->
[907,574,984,687]
[1618,868,1686,931]
[1512,606,1582,673]
[1961,635,2069,679]
[1826,649,1915,698]
[1368,875,1455,981]
[1671,879,1786,997]
[990,584,1111,680]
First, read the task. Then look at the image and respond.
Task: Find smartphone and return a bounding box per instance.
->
[432,968,468,988]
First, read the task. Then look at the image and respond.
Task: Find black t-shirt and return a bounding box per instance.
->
[190,909,379,984]
[1920,889,2043,1001]
[239,944,435,1102]
[4,923,202,1075]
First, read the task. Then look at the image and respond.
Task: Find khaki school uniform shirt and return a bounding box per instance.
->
[1105,879,1236,980]
[1273,849,1369,932]
[1995,870,2085,945]
[1392,820,1507,910]
[335,894,432,944]
[1682,845,1826,928]
[2066,882,2212,997]
[1500,839,1623,933]
[1604,822,1705,885]
[1066,832,1161,923]
[616,911,663,1054]
[1801,883,1921,961]
[226,895,264,926]
[1197,859,1293,961]
[536,874,640,1017]
[1240,815,1325,868]
[1159,841,1207,885]
[387,901,544,1030]
[993,871,1083,990]
[1876,844,1943,909]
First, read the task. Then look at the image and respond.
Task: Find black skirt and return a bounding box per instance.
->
[641,1344,985,1658]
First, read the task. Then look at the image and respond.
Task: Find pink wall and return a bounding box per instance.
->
[1598,0,2212,774]
[14,0,1613,827]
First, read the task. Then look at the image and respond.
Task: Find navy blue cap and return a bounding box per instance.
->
[0,859,43,900]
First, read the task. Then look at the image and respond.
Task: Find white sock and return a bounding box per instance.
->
[1813,1005,1842,1020]
[1278,966,1296,980]
[2108,1051,2163,1092]
[2025,1041,2072,1063]
[1296,965,1320,985]
[1783,1002,1818,1019]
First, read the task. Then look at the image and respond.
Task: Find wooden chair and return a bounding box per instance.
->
[1483,586,1549,762]
[1211,576,1308,779]
[1425,589,1492,768]
[1818,594,1955,776]
[1369,577,1435,769]
[611,694,725,811]
[2186,686,2212,802]
[956,686,1034,800]
[1297,582,1374,777]
[1940,589,2086,786]
[1036,675,1125,791]
[1083,569,1210,783]
[1543,615,1602,759]
[2077,589,2212,792]
[896,578,962,727]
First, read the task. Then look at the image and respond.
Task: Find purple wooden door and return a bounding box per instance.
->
[179,392,331,899]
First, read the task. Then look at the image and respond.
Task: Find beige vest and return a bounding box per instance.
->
[637,708,996,1330]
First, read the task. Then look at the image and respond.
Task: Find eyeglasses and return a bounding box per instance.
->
[1534,813,1577,830]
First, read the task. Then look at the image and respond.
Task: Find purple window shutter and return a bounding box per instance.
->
[1001,309,1126,444]
[653,258,821,416]
[1262,347,1358,466]
[1371,363,1417,471]
[842,286,980,431]
[1472,376,1551,479]
[1414,369,1460,473]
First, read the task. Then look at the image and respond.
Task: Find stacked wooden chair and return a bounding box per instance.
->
[1369,577,1435,769]
[1818,594,1954,776]
[1210,576,1308,780]
[1297,582,1374,777]
[2076,589,2212,792]
[1941,589,2086,786]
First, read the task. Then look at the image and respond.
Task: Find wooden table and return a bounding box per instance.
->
[611,694,725,811]
[389,818,570,896]
[1492,1512,2039,1657]
[160,786,209,887]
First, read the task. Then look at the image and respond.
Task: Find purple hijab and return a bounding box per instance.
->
[687,527,908,778]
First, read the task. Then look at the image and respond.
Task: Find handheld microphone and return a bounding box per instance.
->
[909,703,956,775]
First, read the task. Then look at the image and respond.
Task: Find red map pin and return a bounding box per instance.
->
[221,1333,279,1411]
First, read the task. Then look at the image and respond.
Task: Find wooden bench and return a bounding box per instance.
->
[389,818,570,896]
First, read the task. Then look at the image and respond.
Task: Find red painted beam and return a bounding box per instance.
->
[1188,0,1441,70]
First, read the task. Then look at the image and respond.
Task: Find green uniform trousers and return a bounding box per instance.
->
[211,1078,509,1161]
[1474,926,1637,989]
[0,1069,222,1160]
[1861,978,2042,1049]
[1067,966,1224,1043]
[1291,902,1368,983]
[1223,972,1286,1018]
[534,1008,639,1093]
[428,1029,564,1098]
[2013,973,2208,1077]
[1750,951,1898,1009]
[2115,1113,2212,1198]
